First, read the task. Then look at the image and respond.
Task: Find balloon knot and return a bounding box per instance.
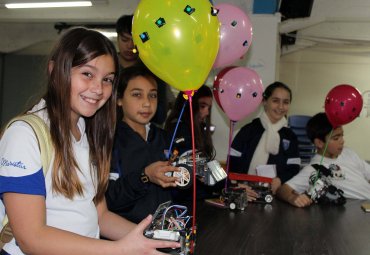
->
[183,90,195,100]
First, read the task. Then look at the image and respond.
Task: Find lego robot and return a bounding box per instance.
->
[143,201,194,255]
[167,150,227,189]
[306,164,346,205]
[227,172,274,204]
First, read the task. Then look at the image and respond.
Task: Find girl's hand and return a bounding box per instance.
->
[118,215,181,255]
[144,161,179,188]
[238,183,258,202]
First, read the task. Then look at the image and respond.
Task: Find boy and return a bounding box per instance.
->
[277,112,370,207]
[116,14,139,68]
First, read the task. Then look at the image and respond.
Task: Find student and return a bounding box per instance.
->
[116,14,139,68]
[229,82,301,200]
[0,27,179,255]
[115,14,173,126]
[105,65,179,224]
[164,85,220,203]
[165,85,215,160]
[276,112,370,207]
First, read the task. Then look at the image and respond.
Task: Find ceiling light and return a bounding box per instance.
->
[5,1,92,9]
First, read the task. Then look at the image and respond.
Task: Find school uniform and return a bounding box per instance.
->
[105,121,172,223]
[0,100,99,255]
[229,118,300,183]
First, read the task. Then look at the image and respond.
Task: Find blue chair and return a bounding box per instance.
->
[288,115,316,167]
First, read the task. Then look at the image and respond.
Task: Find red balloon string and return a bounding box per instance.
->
[184,90,197,253]
[225,120,236,189]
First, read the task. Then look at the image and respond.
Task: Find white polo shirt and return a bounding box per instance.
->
[0,100,99,255]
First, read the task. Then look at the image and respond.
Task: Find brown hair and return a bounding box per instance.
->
[45,27,119,202]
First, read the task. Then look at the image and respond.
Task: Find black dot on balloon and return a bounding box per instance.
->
[236,93,241,98]
[220,89,224,93]
[243,40,248,47]
[231,20,237,27]
[352,107,356,112]
[252,92,257,97]
[340,102,345,107]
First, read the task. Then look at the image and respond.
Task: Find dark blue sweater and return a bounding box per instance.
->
[105,121,172,223]
[229,118,300,183]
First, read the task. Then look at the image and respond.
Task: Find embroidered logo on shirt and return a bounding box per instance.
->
[282,139,290,151]
[1,157,26,169]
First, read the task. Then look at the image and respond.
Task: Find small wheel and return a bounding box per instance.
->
[174,164,192,189]
[265,194,273,203]
[229,202,236,210]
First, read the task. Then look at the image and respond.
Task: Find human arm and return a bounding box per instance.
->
[276,183,312,207]
[144,161,179,188]
[274,128,301,183]
[106,161,177,212]
[1,122,179,254]
[105,166,149,212]
[275,164,315,207]
[4,193,179,255]
[97,197,135,240]
[4,192,115,255]
[270,177,282,194]
[353,148,370,181]
[228,124,256,173]
[106,140,154,212]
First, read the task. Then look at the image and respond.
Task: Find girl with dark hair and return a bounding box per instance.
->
[229,81,300,201]
[165,85,215,160]
[164,85,219,203]
[105,65,178,224]
[0,27,178,255]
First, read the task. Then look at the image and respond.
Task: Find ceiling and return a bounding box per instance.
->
[1,0,370,55]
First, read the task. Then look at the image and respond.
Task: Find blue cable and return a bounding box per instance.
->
[167,101,188,159]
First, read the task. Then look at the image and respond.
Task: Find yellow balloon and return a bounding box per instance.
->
[132,0,220,91]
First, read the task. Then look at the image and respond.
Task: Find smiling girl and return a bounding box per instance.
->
[229,82,301,201]
[0,28,178,255]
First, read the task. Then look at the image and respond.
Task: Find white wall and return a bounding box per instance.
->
[280,45,370,161]
[209,14,281,162]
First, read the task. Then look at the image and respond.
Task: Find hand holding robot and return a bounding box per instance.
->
[165,150,227,189]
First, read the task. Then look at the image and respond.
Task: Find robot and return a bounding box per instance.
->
[227,172,274,204]
[143,201,194,255]
[220,186,248,210]
[306,164,346,205]
[167,150,227,189]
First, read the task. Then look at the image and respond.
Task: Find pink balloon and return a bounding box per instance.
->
[213,3,253,68]
[213,66,264,121]
[324,84,363,128]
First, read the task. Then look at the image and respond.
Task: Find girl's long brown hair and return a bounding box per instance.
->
[45,28,119,203]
